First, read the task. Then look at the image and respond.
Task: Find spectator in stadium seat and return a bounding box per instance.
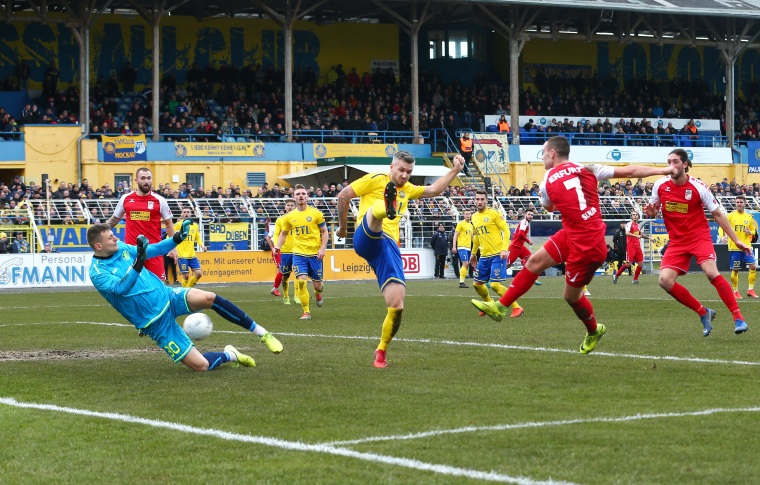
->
[11,232,29,253]
[0,232,9,253]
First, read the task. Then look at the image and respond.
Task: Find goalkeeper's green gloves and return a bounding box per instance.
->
[133,235,149,272]
[173,219,192,244]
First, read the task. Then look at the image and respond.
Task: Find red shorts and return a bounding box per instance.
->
[626,245,644,264]
[661,238,716,275]
[545,228,606,288]
[507,245,532,266]
[145,256,165,281]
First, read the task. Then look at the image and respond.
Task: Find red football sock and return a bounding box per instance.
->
[569,295,597,333]
[667,282,705,315]
[615,263,629,278]
[633,264,642,280]
[498,269,539,307]
[712,276,743,320]
[273,271,283,288]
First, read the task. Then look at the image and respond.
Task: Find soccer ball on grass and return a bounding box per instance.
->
[183,313,213,341]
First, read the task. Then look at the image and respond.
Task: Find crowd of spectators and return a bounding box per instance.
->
[4,58,760,146]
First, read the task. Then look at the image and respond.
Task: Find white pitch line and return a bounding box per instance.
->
[0,397,577,485]
[324,406,760,447]
[278,332,760,367]
[3,322,759,367]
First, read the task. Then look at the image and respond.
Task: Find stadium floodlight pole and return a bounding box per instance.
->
[252,0,328,142]
[370,0,429,145]
[45,178,51,240]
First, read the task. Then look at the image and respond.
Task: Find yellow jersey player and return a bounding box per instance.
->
[336,150,465,368]
[266,199,300,305]
[719,194,758,298]
[174,207,205,287]
[452,210,473,288]
[470,190,524,318]
[273,185,328,320]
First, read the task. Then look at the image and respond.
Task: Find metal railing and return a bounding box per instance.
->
[8,195,759,255]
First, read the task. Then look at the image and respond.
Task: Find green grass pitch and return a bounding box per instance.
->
[1,273,759,484]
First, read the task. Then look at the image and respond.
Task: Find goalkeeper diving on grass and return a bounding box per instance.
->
[87,221,283,372]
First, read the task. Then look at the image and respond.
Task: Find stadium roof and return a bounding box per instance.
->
[5,0,757,50]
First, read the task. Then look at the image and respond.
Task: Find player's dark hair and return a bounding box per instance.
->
[294,184,306,191]
[475,189,488,197]
[669,148,691,172]
[135,167,151,177]
[285,198,295,204]
[735,194,746,202]
[393,150,415,165]
[546,136,570,159]
[87,223,111,248]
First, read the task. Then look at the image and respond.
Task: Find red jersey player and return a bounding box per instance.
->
[507,209,534,268]
[643,148,749,337]
[108,167,176,280]
[473,136,674,354]
[612,211,648,284]
[507,209,543,286]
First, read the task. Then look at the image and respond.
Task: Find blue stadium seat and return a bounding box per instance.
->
[486,125,497,132]
[237,137,247,142]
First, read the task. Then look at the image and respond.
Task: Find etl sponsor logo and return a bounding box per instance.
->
[401,254,420,273]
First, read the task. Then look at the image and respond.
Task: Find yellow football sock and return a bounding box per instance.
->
[749,268,756,290]
[282,280,290,299]
[179,278,187,287]
[731,270,739,290]
[474,283,492,302]
[378,307,402,351]
[297,280,310,313]
[370,200,387,219]
[490,282,506,296]
[460,264,467,283]
[187,275,198,288]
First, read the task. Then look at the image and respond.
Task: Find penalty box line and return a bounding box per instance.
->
[323,406,760,447]
[0,397,577,485]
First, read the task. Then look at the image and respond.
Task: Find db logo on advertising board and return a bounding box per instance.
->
[401,254,420,273]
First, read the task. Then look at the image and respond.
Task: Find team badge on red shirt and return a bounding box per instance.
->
[148,201,154,209]
[685,189,692,201]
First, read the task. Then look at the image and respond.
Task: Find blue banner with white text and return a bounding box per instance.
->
[748,142,760,173]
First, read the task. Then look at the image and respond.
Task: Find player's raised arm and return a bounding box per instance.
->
[610,164,676,179]
[713,207,751,253]
[336,185,357,238]
[421,155,465,198]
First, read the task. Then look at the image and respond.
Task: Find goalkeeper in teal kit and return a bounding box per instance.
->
[87,222,283,372]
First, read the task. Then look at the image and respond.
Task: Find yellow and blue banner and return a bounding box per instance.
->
[175,142,265,158]
[208,222,249,251]
[102,135,147,162]
[312,143,397,159]
[39,224,125,252]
